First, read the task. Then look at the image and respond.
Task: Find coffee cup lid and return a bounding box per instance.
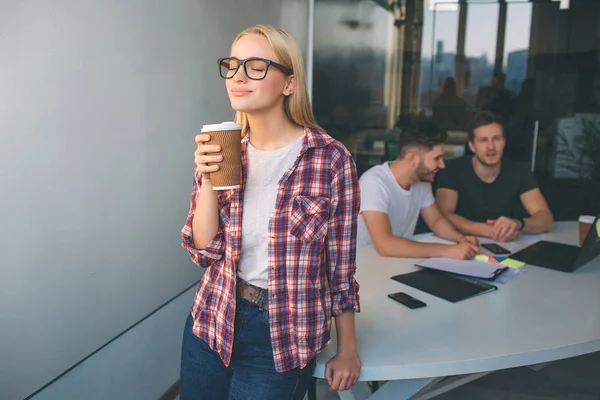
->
[578,215,596,224]
[201,122,242,133]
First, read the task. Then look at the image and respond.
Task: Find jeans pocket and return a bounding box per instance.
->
[260,308,270,326]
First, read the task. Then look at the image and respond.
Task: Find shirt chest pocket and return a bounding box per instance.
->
[290,195,330,243]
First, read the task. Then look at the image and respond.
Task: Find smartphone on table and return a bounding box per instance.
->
[481,243,511,255]
[387,292,427,309]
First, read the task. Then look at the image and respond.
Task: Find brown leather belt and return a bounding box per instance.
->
[236,280,268,310]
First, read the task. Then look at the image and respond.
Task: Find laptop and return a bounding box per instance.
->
[509,216,600,272]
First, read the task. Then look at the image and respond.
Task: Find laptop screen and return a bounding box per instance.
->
[573,215,600,270]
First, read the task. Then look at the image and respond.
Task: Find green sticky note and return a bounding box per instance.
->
[501,258,525,269]
[474,254,489,263]
[597,219,600,237]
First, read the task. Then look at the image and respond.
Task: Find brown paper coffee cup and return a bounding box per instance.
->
[201,122,242,190]
[578,215,595,246]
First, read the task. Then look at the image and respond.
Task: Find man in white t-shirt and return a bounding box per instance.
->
[357,120,480,259]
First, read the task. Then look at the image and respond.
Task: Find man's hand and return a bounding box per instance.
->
[325,351,361,392]
[459,235,479,247]
[502,230,521,242]
[487,217,520,242]
[443,241,479,259]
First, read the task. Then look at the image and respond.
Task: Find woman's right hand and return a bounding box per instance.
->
[194,134,223,179]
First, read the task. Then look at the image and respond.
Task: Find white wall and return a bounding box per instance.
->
[0,1,304,399]
[280,0,310,57]
[31,287,197,400]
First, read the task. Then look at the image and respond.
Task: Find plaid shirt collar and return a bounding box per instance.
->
[241,126,334,152]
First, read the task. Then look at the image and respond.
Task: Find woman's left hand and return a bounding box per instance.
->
[324,351,361,391]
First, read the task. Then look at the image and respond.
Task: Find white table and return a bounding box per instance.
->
[314,221,600,400]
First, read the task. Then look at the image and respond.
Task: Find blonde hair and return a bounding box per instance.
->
[231,25,322,133]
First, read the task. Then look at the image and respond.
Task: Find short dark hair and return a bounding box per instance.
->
[468,110,505,142]
[396,119,448,158]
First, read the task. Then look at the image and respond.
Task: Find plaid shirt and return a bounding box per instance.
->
[181,127,360,372]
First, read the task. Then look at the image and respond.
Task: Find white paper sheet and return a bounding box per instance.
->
[415,258,507,279]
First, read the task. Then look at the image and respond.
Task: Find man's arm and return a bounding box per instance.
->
[520,188,554,233]
[436,188,494,237]
[362,211,477,259]
[420,202,465,243]
[486,188,554,240]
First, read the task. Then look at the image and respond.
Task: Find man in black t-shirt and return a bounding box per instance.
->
[436,111,554,242]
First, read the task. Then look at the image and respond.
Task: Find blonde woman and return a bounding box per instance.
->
[180,25,361,399]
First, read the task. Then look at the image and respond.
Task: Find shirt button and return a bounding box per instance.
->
[271,293,276,299]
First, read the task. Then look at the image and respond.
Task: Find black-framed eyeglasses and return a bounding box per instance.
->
[218,57,293,80]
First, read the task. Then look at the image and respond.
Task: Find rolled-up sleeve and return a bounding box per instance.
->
[327,154,361,316]
[181,170,225,268]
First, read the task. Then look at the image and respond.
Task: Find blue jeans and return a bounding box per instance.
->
[180,298,316,400]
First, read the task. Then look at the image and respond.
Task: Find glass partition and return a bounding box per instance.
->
[313,0,600,220]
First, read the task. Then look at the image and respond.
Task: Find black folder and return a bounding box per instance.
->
[391,269,498,303]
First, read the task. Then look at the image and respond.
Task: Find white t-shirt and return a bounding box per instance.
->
[357,162,435,247]
[237,135,303,289]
